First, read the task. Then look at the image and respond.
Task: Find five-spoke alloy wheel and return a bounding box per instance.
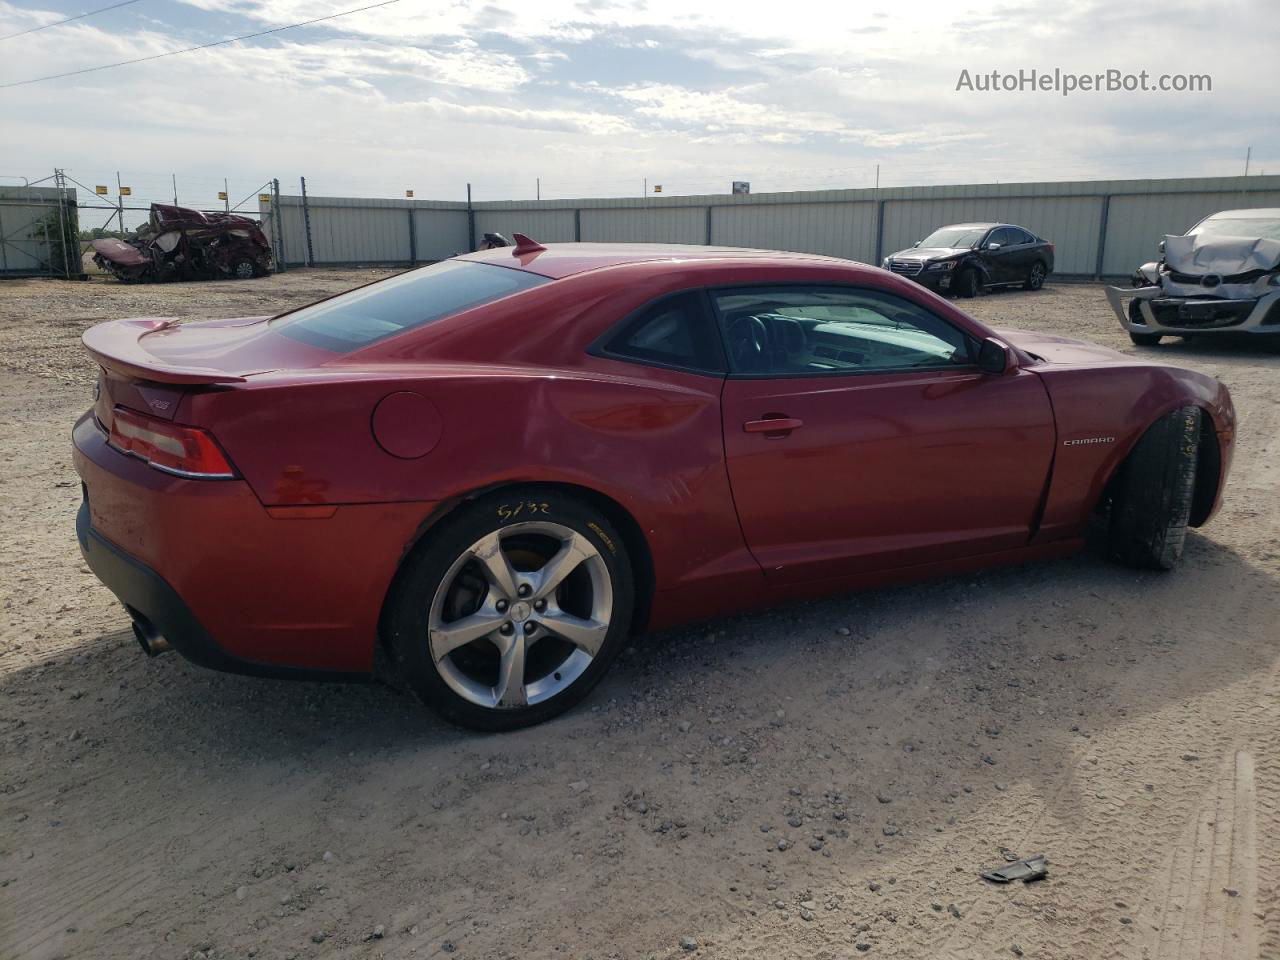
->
[384,490,633,730]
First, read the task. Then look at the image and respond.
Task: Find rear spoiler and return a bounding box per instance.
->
[82,318,248,385]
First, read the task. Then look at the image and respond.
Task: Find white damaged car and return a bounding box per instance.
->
[1106,208,1280,345]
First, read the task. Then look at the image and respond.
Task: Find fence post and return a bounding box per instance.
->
[271,178,287,272]
[705,206,712,245]
[1094,195,1111,280]
[300,176,315,267]
[466,183,475,252]
[407,207,417,265]
[874,199,887,266]
[574,208,581,242]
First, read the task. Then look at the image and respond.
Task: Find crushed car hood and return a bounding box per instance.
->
[91,238,149,267]
[995,328,1130,365]
[1164,233,1280,275]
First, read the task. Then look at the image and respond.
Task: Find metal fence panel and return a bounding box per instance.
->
[413,208,471,260]
[259,176,1280,277]
[1101,189,1280,276]
[711,201,878,260]
[0,186,76,277]
[474,208,576,243]
[582,206,707,244]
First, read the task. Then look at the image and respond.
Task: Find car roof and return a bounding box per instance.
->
[935,222,1003,230]
[454,242,851,280]
[1204,208,1280,219]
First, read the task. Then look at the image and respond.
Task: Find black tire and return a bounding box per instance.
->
[955,267,980,298]
[382,488,635,731]
[1023,260,1047,290]
[1127,300,1161,345]
[1107,406,1201,570]
[1129,331,1162,347]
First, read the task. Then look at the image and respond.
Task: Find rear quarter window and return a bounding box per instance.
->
[273,260,549,351]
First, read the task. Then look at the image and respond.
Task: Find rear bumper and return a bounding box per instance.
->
[72,411,434,677]
[76,498,366,681]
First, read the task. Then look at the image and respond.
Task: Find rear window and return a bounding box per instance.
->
[273,260,550,351]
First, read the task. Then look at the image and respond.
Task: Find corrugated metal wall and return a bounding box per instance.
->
[582,206,707,243]
[712,201,878,260]
[474,208,576,243]
[262,175,1280,278]
[414,209,471,261]
[0,186,76,276]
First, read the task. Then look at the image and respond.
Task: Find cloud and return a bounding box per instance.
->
[0,0,1275,205]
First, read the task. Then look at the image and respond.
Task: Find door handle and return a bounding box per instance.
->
[744,417,804,434]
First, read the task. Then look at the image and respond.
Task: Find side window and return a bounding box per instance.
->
[594,291,724,374]
[712,286,975,377]
[990,227,1017,247]
[1010,228,1035,245]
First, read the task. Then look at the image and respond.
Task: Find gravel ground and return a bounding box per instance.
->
[2,271,1278,960]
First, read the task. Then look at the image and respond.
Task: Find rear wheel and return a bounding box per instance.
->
[1023,260,1047,290]
[383,490,634,731]
[1107,406,1201,570]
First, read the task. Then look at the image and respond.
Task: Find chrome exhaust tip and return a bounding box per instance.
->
[129,612,173,657]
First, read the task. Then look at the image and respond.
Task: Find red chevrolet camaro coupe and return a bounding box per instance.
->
[73,237,1236,729]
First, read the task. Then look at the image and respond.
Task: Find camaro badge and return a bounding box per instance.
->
[1063,437,1115,446]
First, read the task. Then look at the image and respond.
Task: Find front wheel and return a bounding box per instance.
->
[1107,406,1201,570]
[1023,261,1047,290]
[1127,300,1161,345]
[955,268,980,298]
[383,490,634,731]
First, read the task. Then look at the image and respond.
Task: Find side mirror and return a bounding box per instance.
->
[977,337,1015,375]
[986,242,1002,251]
[912,240,921,247]
[1158,239,1166,254]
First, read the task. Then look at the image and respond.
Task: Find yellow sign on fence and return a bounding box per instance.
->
[405,189,414,198]
[218,191,228,201]
[259,194,271,203]
[95,185,108,195]
[119,186,131,196]
[653,185,663,193]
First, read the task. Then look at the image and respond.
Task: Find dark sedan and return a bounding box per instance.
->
[882,222,1055,297]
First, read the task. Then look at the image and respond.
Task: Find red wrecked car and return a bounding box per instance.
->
[72,238,1235,730]
[91,203,272,283]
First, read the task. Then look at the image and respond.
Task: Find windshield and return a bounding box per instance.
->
[1191,217,1280,241]
[917,227,989,249]
[273,260,550,352]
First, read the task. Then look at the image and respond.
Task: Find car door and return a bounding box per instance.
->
[983,227,1019,283]
[1005,227,1039,281]
[715,284,1056,584]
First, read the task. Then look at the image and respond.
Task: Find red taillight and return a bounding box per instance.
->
[107,407,237,479]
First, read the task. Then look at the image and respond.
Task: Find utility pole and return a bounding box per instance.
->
[115,171,124,234]
[643,177,647,197]
[223,177,230,212]
[1244,147,1252,177]
[171,173,178,205]
[536,177,540,201]
[875,164,880,189]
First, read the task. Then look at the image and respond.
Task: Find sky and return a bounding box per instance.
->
[1,0,1277,228]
